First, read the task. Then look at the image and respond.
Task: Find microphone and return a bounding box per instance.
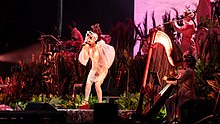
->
[82,42,89,46]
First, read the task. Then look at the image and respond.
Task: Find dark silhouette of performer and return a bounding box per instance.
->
[165,50,196,123]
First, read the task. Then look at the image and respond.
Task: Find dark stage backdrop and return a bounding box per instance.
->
[0,0,134,78]
[62,0,134,40]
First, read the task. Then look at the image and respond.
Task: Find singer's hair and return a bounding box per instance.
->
[85,31,98,43]
[70,20,76,28]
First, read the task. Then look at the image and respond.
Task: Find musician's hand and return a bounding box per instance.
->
[162,76,168,81]
[163,76,177,85]
[166,80,177,85]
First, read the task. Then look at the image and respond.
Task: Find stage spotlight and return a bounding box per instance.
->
[0,43,41,63]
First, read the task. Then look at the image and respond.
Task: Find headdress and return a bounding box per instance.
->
[91,23,102,35]
[184,8,194,18]
[85,31,98,42]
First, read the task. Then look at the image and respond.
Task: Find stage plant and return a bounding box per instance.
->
[15,94,104,109]
[192,15,220,121]
[109,17,144,95]
[115,92,148,110]
[194,17,220,98]
[114,91,166,121]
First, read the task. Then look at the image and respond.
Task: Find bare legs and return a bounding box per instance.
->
[95,81,103,103]
[84,80,93,102]
[84,80,103,103]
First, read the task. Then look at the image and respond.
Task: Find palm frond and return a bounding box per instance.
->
[151,11,157,28]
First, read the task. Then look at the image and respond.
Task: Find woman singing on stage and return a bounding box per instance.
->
[78,31,115,107]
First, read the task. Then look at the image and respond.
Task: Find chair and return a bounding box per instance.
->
[72,83,83,98]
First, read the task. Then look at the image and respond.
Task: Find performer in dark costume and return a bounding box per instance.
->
[165,50,196,123]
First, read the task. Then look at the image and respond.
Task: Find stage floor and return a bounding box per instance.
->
[58,109,135,123]
[0,108,135,124]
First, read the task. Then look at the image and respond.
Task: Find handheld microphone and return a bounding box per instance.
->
[82,42,91,46]
[82,42,88,46]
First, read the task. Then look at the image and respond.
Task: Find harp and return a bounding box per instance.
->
[135,28,176,121]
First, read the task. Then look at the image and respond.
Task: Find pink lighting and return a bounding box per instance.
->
[133,0,199,57]
[134,0,199,29]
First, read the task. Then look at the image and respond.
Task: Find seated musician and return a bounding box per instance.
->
[69,20,84,47]
[165,50,196,123]
[64,21,84,52]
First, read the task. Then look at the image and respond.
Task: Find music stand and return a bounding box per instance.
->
[39,35,61,102]
[150,72,161,108]
[40,35,61,44]
[40,35,62,53]
[151,72,161,86]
